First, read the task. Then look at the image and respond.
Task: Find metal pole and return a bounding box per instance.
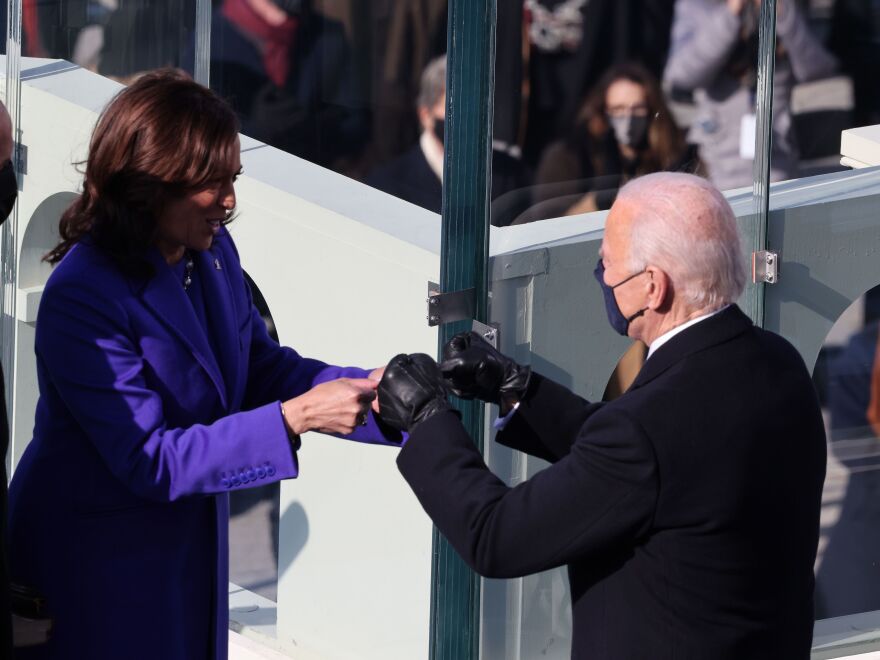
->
[430,1,497,658]
[748,0,777,326]
[2,0,22,477]
[193,0,212,87]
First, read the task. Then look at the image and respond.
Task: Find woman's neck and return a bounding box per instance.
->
[156,240,186,265]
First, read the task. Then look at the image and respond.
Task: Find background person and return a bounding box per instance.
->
[7,69,398,660]
[366,54,530,227]
[664,0,837,190]
[209,0,368,170]
[379,172,826,659]
[524,62,699,223]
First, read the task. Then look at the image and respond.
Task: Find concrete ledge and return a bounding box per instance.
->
[230,630,291,660]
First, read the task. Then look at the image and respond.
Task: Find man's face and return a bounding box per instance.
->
[419,93,446,146]
[600,202,634,283]
[600,201,647,334]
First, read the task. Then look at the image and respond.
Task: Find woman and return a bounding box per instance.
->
[523,63,700,222]
[8,69,398,659]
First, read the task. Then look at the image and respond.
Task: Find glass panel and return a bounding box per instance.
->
[481,2,770,656]
[764,0,847,181]
[22,0,197,79]
[762,0,880,646]
[759,166,880,655]
[208,0,448,184]
[813,289,880,620]
[8,1,450,658]
[206,2,449,657]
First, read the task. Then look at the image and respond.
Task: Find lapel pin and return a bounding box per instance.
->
[214,258,222,271]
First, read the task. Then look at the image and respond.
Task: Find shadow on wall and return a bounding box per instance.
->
[278,500,309,578]
[20,192,75,291]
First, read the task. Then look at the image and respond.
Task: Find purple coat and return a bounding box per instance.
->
[8,228,396,659]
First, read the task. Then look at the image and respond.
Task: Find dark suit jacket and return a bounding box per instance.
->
[398,305,826,659]
[366,143,532,226]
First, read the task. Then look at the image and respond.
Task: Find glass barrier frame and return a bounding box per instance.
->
[1,0,21,477]
[1,0,860,658]
[432,2,497,658]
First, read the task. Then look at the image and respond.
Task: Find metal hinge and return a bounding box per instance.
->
[426,282,500,349]
[427,282,475,327]
[752,250,779,285]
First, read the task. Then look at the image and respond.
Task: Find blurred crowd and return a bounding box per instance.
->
[17,0,880,224]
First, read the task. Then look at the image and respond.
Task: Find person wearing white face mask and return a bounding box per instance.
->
[521,63,702,224]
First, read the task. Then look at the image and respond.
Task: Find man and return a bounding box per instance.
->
[378,172,826,659]
[207,0,368,168]
[365,55,529,226]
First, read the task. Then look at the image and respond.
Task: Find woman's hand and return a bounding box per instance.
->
[368,366,385,413]
[282,378,378,436]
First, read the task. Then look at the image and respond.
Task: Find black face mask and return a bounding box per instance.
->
[433,118,445,145]
[0,160,17,225]
[593,259,648,336]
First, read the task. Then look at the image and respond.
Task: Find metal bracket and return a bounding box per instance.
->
[752,250,779,285]
[427,282,475,327]
[14,142,26,180]
[471,320,500,349]
[426,283,500,348]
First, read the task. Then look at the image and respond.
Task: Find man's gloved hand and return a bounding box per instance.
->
[439,331,531,404]
[377,353,454,433]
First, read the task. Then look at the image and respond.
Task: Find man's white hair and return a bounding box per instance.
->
[616,172,746,310]
[417,55,446,111]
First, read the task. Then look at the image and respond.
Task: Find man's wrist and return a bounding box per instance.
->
[499,395,519,416]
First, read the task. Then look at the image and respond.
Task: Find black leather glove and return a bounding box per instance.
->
[377,353,454,433]
[439,331,531,404]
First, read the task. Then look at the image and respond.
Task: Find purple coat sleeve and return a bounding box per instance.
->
[35,278,300,503]
[240,281,402,447]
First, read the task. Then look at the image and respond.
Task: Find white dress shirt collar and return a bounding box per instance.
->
[420,131,445,183]
[646,305,730,360]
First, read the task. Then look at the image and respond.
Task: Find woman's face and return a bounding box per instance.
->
[605,79,650,151]
[156,139,242,264]
[605,79,649,119]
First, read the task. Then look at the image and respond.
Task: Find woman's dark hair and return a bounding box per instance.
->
[45,68,241,273]
[575,62,688,177]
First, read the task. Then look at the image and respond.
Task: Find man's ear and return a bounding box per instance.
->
[417,106,433,133]
[645,267,673,312]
